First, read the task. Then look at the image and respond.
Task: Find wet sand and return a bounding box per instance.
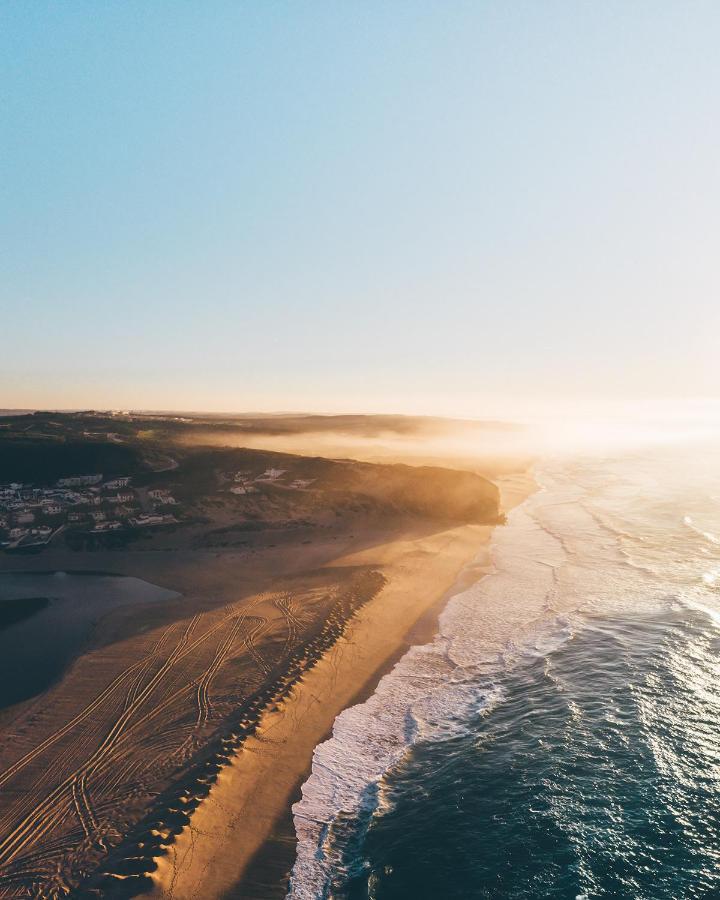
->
[149,472,534,899]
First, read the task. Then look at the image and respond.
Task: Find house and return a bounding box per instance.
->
[107,492,134,504]
[148,489,177,505]
[129,514,176,527]
[289,478,315,489]
[255,468,286,482]
[15,511,35,525]
[8,528,28,541]
[57,474,103,488]
[67,512,85,523]
[43,504,64,516]
[93,520,122,532]
[104,477,131,490]
[90,510,106,523]
[78,494,103,507]
[131,514,163,526]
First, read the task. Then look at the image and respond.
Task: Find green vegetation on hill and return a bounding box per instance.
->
[0,412,502,526]
[0,440,144,485]
[175,447,500,525]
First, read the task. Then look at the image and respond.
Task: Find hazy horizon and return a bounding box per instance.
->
[5,396,720,427]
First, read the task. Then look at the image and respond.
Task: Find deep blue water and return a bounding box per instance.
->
[289,447,720,900]
[344,607,720,899]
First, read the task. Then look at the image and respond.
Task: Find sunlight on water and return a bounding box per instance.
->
[288,440,720,899]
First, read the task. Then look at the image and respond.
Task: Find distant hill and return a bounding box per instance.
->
[177,446,501,526]
[0,421,502,526]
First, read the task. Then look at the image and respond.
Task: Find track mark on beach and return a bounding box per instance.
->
[0,588,310,890]
[0,622,186,796]
[195,616,243,727]
[274,592,303,657]
[123,622,178,711]
[243,615,271,675]
[0,615,202,870]
[71,772,97,839]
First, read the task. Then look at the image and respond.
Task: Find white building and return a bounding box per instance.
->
[79,494,103,507]
[107,492,134,504]
[255,468,286,482]
[57,474,103,488]
[93,520,122,532]
[149,489,177,504]
[104,477,131,490]
[130,514,176,527]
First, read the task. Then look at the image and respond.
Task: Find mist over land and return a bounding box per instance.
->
[0,409,527,897]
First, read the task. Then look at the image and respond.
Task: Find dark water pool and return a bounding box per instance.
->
[0,572,177,709]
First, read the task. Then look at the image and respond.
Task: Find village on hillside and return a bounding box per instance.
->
[0,461,320,553]
[0,474,178,551]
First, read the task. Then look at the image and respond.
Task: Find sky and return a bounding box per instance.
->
[2,1,720,418]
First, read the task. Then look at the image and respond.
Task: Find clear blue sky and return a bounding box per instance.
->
[2,1,719,416]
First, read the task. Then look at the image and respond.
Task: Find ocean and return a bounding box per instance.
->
[287,441,720,899]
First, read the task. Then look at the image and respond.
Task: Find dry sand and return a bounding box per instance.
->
[149,472,533,899]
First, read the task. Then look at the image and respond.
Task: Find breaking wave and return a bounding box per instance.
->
[287,446,720,899]
[288,479,572,898]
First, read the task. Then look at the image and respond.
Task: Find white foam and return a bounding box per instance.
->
[684,515,720,545]
[287,482,575,898]
[287,446,720,897]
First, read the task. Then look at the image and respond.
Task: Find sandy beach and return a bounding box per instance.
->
[148,472,533,899]
[0,424,515,898]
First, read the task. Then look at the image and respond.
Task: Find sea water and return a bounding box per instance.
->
[288,441,720,899]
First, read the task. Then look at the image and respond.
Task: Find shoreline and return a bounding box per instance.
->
[147,471,535,900]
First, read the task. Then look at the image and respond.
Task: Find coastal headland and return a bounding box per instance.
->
[0,411,529,898]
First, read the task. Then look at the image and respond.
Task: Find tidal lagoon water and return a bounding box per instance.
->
[0,572,177,709]
[289,442,720,899]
